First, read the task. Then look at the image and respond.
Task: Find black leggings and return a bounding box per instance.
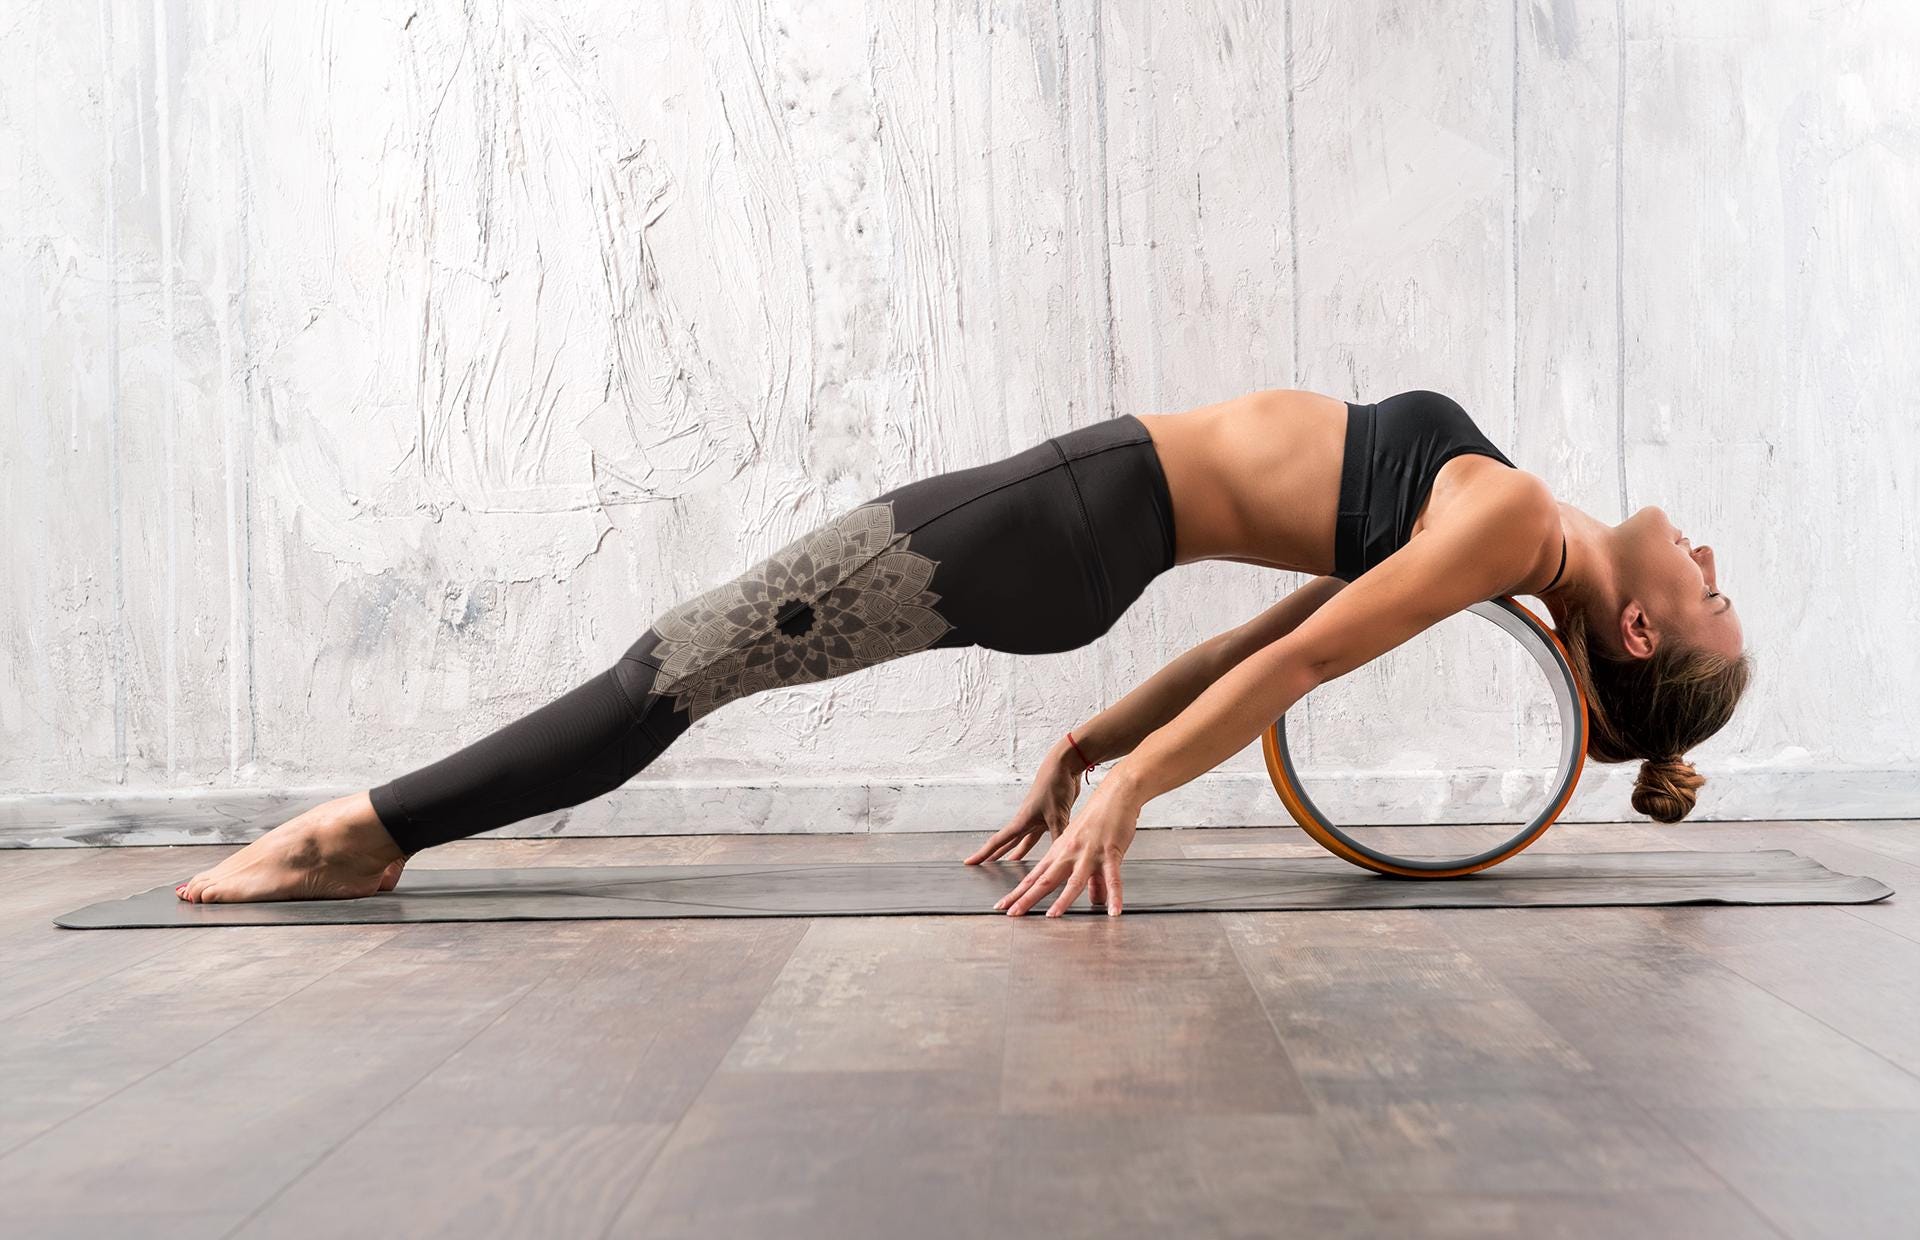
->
[367,414,1178,852]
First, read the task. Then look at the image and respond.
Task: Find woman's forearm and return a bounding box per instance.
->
[1062,635,1236,771]
[1064,576,1346,774]
[1105,642,1319,805]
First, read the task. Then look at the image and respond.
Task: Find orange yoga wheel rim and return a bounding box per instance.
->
[1261,595,1591,879]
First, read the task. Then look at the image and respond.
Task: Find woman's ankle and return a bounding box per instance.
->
[333,791,408,863]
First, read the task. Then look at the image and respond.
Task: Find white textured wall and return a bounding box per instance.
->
[5,0,1918,844]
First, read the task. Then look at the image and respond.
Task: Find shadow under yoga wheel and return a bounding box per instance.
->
[1262,596,1590,878]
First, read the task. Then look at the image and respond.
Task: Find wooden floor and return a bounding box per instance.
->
[1,820,1916,1239]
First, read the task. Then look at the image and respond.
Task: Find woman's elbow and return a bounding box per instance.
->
[1241,643,1324,719]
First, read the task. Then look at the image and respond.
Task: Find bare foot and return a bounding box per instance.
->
[176,792,408,904]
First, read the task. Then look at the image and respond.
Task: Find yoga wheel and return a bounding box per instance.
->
[1262,596,1588,878]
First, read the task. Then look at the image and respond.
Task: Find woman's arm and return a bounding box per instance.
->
[964,576,1346,869]
[1112,478,1554,805]
[1062,574,1348,772]
[996,473,1556,916]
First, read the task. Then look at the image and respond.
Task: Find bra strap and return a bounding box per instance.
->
[1542,534,1568,592]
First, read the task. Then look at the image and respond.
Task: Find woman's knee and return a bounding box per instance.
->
[620,502,959,722]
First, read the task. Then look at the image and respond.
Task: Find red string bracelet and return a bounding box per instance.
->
[1065,730,1096,776]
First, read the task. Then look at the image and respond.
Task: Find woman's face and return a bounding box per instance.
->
[1615,506,1743,660]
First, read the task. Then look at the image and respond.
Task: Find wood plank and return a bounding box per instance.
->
[1315,1092,1724,1196]
[1001,914,1312,1114]
[607,1102,1000,1239]
[0,925,548,1216]
[612,1109,1367,1239]
[1618,822,1920,1085]
[712,916,1007,1108]
[1648,904,1920,1079]
[1225,909,1596,1103]
[1812,821,1920,868]
[0,851,234,1146]
[1654,1108,1920,1240]
[973,1113,1364,1237]
[1360,1189,1783,1240]
[0,1209,247,1240]
[1457,907,1920,1111]
[1701,823,1920,943]
[233,1121,673,1240]
[1226,908,1725,1193]
[380,919,805,1128]
[0,924,398,1154]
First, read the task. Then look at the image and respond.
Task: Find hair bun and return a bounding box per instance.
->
[1632,755,1706,823]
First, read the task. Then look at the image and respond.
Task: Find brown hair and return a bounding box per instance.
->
[1555,606,1753,823]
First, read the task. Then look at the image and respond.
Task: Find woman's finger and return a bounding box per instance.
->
[1102,856,1124,917]
[969,816,1039,865]
[1007,832,1041,862]
[995,854,1049,910]
[1045,861,1094,918]
[1007,854,1070,916]
[984,829,1029,863]
[1089,870,1107,906]
[964,826,1014,865]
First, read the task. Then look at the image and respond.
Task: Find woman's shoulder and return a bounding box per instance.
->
[1442,457,1555,523]
[1433,462,1560,586]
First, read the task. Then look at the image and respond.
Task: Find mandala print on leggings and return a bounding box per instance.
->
[647,502,953,721]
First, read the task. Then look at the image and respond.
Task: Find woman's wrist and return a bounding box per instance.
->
[1049,729,1152,810]
[1097,758,1150,809]
[1055,728,1100,777]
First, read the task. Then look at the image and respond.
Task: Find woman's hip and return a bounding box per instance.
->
[874,414,1176,653]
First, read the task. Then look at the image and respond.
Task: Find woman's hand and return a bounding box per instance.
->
[963,743,1084,866]
[993,773,1142,917]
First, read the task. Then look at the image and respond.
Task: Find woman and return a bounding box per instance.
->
[175,389,1751,913]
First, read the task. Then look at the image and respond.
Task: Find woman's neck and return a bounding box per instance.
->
[1537,503,1616,631]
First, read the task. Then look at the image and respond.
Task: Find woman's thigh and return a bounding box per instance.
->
[614,416,1176,726]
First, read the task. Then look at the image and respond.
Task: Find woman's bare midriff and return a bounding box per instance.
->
[1134,389,1348,573]
[1133,388,1515,577]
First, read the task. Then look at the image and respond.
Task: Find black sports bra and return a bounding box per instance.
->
[1333,389,1563,591]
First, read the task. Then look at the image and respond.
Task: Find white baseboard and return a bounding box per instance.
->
[2,765,1915,847]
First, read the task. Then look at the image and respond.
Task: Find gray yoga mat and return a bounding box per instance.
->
[54,849,1891,929]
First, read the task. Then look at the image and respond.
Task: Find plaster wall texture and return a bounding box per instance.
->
[4,0,1916,843]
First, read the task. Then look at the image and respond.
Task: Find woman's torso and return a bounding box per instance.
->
[1134,388,1540,584]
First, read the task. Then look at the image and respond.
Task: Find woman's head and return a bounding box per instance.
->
[1609,506,1743,660]
[1553,505,1753,822]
